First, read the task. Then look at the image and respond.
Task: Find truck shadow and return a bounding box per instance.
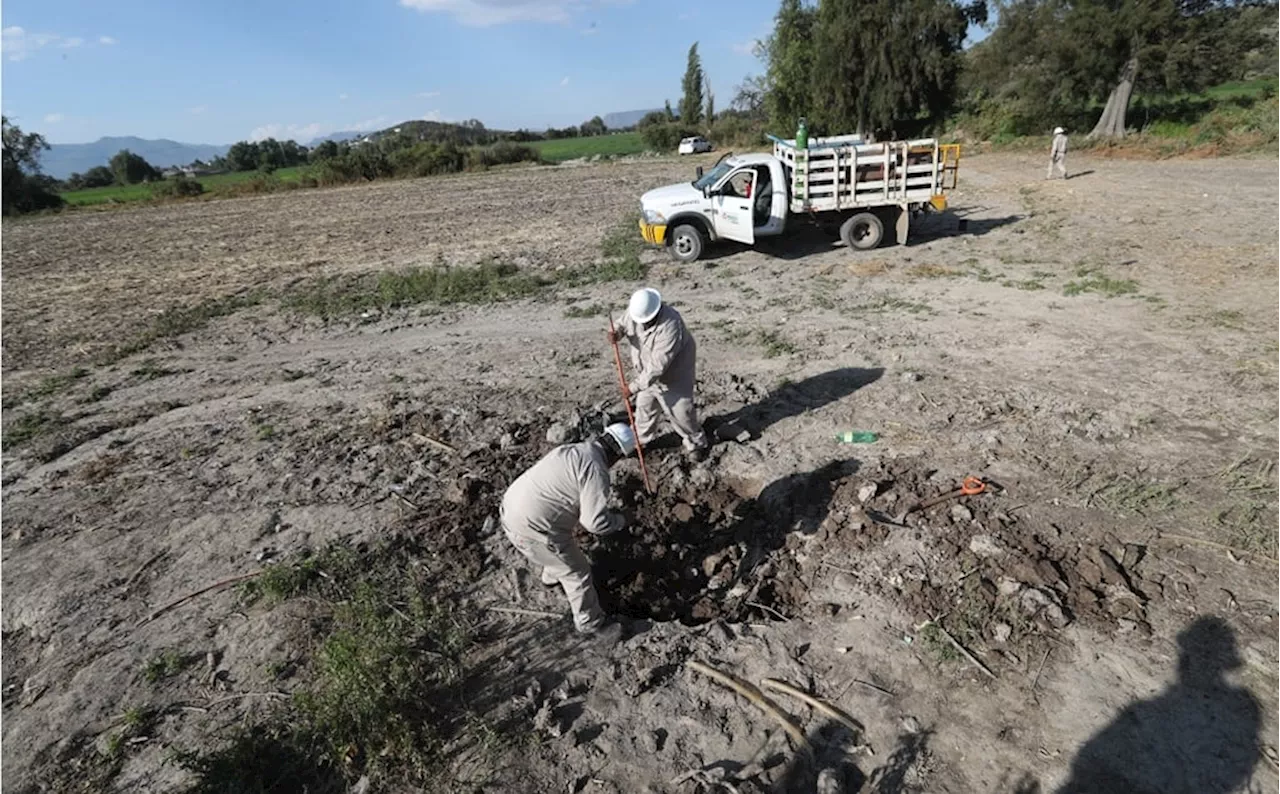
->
[698,212,1024,263]
[909,210,1024,243]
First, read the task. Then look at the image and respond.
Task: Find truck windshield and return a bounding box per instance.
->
[693,162,733,191]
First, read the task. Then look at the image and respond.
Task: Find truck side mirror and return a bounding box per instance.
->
[696,166,704,179]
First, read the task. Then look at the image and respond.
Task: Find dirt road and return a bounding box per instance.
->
[3,152,1277,792]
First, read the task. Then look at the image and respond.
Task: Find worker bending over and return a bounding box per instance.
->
[501,423,635,640]
[613,287,709,462]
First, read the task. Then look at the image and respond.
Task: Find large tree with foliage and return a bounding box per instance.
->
[810,0,984,136]
[968,0,1272,138]
[763,0,817,135]
[679,43,705,125]
[110,149,162,184]
[2,117,64,215]
[1077,0,1273,137]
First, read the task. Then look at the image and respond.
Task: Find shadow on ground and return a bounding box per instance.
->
[708,367,884,443]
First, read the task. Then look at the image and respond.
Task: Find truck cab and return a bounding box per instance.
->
[639,135,960,263]
[639,154,789,263]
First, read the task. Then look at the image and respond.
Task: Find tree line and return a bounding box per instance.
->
[640,0,1274,152]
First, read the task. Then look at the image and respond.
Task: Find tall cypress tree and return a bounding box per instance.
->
[679,43,705,125]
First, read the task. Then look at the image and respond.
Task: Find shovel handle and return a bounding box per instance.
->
[608,318,653,495]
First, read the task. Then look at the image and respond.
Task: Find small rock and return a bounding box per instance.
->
[817,767,846,794]
[1019,587,1052,615]
[900,715,921,734]
[499,432,516,449]
[1041,603,1070,628]
[951,504,973,523]
[858,484,878,503]
[968,534,1004,558]
[702,549,730,577]
[673,503,695,523]
[545,422,573,444]
[901,371,922,383]
[991,622,1012,643]
[641,730,661,753]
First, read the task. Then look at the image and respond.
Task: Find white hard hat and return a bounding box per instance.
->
[1053,127,1065,135]
[628,288,662,324]
[603,423,636,456]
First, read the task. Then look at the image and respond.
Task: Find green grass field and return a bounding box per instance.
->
[60,166,311,206]
[528,131,649,162]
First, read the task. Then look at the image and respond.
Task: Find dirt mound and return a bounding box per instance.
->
[590,455,1164,667]
[591,460,856,623]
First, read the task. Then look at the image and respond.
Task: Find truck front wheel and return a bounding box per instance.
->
[840,212,884,251]
[668,224,705,263]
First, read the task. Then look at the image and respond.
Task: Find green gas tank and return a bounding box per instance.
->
[795,117,809,149]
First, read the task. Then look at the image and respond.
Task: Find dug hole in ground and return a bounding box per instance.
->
[1,151,1277,793]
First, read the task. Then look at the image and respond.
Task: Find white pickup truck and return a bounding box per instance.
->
[638,133,961,262]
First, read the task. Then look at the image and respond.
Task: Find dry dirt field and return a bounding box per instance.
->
[2,151,1278,793]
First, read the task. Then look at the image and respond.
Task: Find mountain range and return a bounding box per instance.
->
[37,110,658,179]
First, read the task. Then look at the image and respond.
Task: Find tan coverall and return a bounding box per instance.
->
[501,440,621,633]
[1048,133,1069,179]
[617,304,708,452]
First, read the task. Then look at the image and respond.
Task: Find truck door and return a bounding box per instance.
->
[712,169,755,245]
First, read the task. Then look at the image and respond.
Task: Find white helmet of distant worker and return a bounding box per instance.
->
[1053,126,1065,135]
[603,423,637,457]
[628,288,662,324]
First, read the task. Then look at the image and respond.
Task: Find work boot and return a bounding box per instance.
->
[540,570,559,589]
[579,619,624,647]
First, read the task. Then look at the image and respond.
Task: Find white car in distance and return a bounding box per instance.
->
[678,136,712,155]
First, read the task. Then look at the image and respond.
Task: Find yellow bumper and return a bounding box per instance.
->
[639,220,667,245]
[929,194,948,211]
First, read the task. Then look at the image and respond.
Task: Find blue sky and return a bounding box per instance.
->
[2,0,990,145]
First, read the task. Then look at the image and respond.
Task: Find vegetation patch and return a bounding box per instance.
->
[177,543,493,791]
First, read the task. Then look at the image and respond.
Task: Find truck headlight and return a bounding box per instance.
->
[642,208,666,224]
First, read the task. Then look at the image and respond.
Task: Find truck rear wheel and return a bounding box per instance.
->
[840,212,884,251]
[668,224,705,263]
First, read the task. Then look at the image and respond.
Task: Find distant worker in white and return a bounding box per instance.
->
[501,423,635,639]
[1048,126,1069,180]
[612,288,710,462]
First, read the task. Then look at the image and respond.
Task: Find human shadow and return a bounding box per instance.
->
[1065,170,1095,180]
[1054,615,1262,794]
[707,367,884,444]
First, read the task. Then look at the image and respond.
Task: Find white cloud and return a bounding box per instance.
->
[339,93,349,100]
[249,122,331,142]
[350,116,388,132]
[400,0,577,26]
[731,39,760,56]
[560,76,570,86]
[422,110,443,122]
[188,105,208,115]
[416,90,441,98]
[61,36,84,48]
[99,35,117,45]
[3,27,61,61]
[43,113,64,123]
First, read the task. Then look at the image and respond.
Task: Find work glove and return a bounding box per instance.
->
[593,512,626,537]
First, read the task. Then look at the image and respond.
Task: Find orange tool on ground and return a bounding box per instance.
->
[608,317,654,494]
[909,476,986,514]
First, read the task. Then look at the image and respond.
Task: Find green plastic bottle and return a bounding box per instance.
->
[836,430,878,444]
[796,117,809,149]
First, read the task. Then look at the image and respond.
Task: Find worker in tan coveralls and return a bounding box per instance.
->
[1048,126,1069,180]
[612,288,710,462]
[501,423,635,640]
